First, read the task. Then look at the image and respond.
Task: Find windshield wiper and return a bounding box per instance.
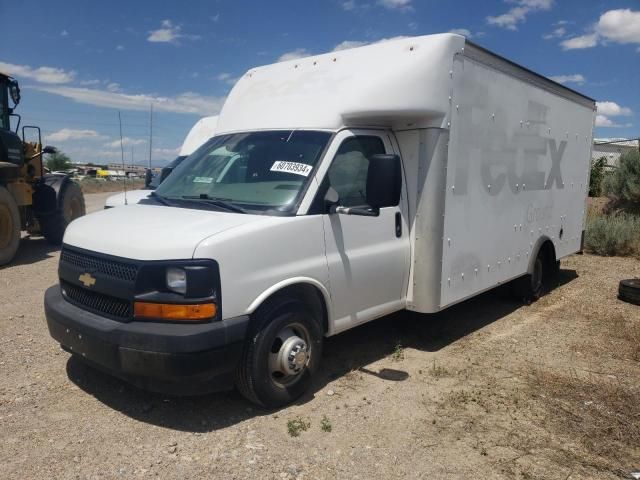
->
[180,194,247,214]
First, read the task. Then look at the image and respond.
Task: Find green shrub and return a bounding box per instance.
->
[585,211,640,257]
[602,150,640,204]
[589,156,607,197]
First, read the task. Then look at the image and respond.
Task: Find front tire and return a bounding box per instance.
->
[41,181,85,245]
[236,296,323,408]
[0,186,21,266]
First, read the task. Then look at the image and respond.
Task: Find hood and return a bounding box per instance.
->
[63,204,267,260]
[104,189,151,207]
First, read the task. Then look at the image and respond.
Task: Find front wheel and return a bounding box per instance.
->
[236,296,323,408]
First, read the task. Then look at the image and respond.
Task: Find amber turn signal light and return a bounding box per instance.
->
[134,302,216,321]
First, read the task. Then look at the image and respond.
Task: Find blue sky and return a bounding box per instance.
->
[1,0,639,166]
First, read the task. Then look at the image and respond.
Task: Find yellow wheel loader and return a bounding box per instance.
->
[0,72,85,265]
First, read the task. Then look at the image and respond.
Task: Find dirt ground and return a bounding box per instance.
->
[1,193,639,479]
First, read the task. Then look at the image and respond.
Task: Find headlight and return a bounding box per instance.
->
[166,267,187,294]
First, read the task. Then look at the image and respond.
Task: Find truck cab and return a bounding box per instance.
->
[44,34,594,407]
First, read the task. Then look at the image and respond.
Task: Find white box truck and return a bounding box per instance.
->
[44,34,595,407]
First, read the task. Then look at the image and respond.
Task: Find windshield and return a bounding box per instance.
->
[148,155,187,189]
[155,130,331,214]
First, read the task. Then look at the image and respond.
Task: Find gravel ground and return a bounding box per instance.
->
[1,194,639,479]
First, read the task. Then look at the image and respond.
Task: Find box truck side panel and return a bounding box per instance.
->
[438,46,595,308]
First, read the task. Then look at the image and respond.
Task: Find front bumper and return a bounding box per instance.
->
[44,285,249,395]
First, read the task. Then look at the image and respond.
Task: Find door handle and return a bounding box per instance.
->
[395,212,402,238]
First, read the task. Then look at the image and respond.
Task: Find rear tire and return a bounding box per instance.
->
[41,181,85,245]
[513,248,554,302]
[0,186,21,266]
[236,296,323,408]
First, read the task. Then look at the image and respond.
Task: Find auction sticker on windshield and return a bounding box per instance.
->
[193,177,214,183]
[270,161,313,177]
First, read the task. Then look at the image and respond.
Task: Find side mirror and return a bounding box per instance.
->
[144,169,153,188]
[366,154,401,209]
[42,146,57,154]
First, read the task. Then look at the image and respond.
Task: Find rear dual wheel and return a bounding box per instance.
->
[0,186,21,266]
[513,247,557,302]
[236,296,323,409]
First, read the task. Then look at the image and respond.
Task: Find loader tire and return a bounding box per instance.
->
[618,279,640,306]
[41,181,85,245]
[0,186,21,266]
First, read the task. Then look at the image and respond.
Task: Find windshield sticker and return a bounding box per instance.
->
[270,161,313,177]
[193,176,213,183]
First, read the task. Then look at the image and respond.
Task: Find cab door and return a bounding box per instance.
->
[319,129,410,333]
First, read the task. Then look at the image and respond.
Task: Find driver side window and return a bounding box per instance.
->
[327,136,386,207]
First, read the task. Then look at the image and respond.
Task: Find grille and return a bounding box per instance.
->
[61,248,138,282]
[61,281,132,320]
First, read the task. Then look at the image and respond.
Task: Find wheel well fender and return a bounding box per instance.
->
[247,278,331,335]
[527,236,557,274]
[33,173,71,215]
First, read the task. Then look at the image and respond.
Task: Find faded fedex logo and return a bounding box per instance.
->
[479,138,566,195]
[451,78,570,197]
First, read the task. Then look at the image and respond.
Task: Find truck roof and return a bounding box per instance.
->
[216,33,595,135]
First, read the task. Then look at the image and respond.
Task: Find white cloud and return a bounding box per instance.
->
[79,79,101,86]
[216,72,239,85]
[153,147,180,158]
[548,74,585,85]
[104,137,146,148]
[561,9,640,50]
[45,128,107,142]
[0,61,75,84]
[116,45,125,51]
[449,28,471,37]
[333,40,368,51]
[596,101,633,117]
[277,48,311,62]
[487,0,553,30]
[61,30,69,37]
[210,14,220,22]
[378,0,412,11]
[332,36,408,52]
[560,33,598,50]
[594,115,632,128]
[597,9,640,44]
[106,82,121,92]
[543,26,566,39]
[147,19,182,43]
[33,85,225,115]
[341,0,357,10]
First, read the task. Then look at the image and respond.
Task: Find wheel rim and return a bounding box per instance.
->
[268,322,311,388]
[532,258,543,292]
[0,204,13,249]
[65,196,82,222]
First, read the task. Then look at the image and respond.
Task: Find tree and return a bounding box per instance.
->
[45,151,73,171]
[589,156,607,197]
[602,150,640,204]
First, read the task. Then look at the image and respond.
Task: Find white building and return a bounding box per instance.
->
[592,139,639,166]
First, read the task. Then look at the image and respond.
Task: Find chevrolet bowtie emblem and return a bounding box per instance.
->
[79,272,96,288]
